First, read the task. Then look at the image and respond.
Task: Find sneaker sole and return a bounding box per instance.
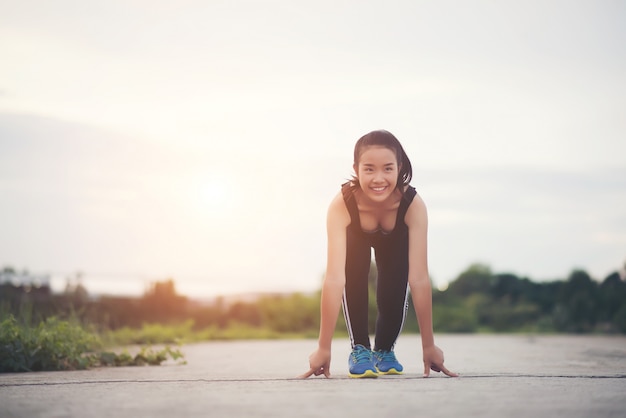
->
[348,369,379,378]
[376,367,403,375]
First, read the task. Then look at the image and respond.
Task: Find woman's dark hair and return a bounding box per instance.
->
[350,130,413,194]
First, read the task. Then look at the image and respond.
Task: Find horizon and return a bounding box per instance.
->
[2,260,624,301]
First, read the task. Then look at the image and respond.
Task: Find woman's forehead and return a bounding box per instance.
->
[358,145,398,162]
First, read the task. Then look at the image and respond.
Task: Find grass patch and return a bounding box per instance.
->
[102,320,320,346]
[0,315,185,373]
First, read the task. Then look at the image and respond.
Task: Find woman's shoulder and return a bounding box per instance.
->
[404,194,428,228]
[404,186,427,224]
[407,185,425,207]
[327,191,351,227]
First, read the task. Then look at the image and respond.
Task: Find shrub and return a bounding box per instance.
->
[0,315,98,372]
[0,315,185,373]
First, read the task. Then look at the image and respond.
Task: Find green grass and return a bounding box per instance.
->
[102,320,320,346]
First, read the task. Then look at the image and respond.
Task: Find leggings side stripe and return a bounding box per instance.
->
[342,288,355,349]
[391,285,410,350]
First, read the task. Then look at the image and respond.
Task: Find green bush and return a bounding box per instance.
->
[0,315,98,372]
[0,315,185,373]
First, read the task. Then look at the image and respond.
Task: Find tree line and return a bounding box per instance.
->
[430,264,626,333]
[1,263,625,335]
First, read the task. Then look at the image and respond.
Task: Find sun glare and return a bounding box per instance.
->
[437,281,449,292]
[190,173,232,217]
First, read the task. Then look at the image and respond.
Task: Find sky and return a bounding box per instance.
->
[1,0,625,298]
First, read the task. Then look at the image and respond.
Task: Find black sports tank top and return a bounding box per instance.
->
[341,182,417,241]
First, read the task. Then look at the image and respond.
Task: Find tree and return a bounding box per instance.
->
[599,271,626,331]
[446,263,493,297]
[140,279,188,323]
[555,270,599,332]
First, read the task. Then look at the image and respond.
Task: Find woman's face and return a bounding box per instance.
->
[354,145,400,203]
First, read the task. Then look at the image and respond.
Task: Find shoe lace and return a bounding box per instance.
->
[376,350,397,363]
[351,346,373,364]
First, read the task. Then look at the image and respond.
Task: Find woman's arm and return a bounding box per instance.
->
[300,192,350,378]
[406,194,434,347]
[405,194,457,377]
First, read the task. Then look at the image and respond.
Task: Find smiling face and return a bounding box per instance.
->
[354,145,400,204]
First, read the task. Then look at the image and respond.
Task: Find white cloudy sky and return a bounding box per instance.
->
[1,0,625,297]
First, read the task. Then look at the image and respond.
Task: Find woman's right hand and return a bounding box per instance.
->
[298,347,332,378]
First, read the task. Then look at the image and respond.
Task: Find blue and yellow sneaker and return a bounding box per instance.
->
[373,349,404,375]
[348,344,378,378]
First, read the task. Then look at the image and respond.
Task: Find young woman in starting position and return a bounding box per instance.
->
[300,130,456,378]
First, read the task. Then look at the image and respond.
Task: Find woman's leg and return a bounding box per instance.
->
[343,228,372,349]
[373,238,410,351]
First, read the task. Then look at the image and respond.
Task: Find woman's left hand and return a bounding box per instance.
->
[423,344,458,377]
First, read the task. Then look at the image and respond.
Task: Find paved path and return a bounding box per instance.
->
[1,335,625,417]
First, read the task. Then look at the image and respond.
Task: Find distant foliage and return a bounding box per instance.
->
[2,264,626,338]
[431,264,626,333]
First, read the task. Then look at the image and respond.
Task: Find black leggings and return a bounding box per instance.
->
[342,226,410,351]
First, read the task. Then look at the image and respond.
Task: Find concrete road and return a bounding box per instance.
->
[1,334,625,417]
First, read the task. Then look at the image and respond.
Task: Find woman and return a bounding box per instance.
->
[300,130,456,378]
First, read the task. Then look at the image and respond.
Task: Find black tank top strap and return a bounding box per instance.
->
[341,182,361,230]
[396,186,417,222]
